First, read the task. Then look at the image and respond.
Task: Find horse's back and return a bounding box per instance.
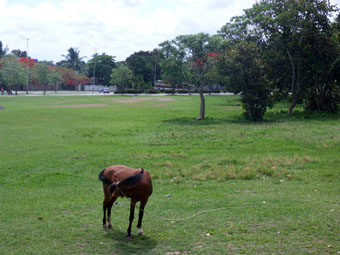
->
[103,165,139,182]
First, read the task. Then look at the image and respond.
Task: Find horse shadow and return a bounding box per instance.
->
[103,227,157,254]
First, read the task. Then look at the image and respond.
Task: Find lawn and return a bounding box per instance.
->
[0,94,339,254]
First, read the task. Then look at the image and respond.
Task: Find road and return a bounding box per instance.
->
[1,91,233,96]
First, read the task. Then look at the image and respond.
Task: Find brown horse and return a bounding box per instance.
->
[98,165,153,238]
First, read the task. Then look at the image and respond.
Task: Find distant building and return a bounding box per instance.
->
[154,80,184,91]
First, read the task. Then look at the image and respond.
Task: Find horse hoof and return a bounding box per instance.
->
[138,228,143,236]
[103,225,108,230]
[108,224,113,229]
[126,235,133,241]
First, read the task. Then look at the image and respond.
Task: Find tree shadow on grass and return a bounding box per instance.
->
[104,227,158,254]
[265,109,340,122]
[164,110,340,126]
[163,116,273,126]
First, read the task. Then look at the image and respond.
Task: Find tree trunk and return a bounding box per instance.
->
[287,49,300,115]
[198,73,205,120]
[198,89,205,120]
[288,99,297,115]
[288,78,301,115]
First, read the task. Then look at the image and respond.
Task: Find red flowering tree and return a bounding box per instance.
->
[58,67,89,89]
[18,57,37,68]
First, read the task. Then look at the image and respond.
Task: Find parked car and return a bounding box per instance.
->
[103,88,110,94]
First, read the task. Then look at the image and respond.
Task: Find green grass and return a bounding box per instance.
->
[0,95,339,254]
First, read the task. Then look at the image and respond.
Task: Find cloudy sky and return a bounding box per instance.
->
[1,0,340,63]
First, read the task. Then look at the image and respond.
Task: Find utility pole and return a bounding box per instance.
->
[20,35,36,94]
[87,44,106,92]
[26,38,29,94]
[92,48,97,93]
[154,54,157,87]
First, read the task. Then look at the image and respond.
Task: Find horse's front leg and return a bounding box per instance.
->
[127,201,136,239]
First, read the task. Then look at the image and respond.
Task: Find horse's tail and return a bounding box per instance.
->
[117,168,144,192]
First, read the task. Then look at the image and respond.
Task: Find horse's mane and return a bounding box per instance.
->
[118,168,144,189]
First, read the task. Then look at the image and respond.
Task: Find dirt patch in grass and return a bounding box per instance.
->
[111,97,175,103]
[126,103,169,108]
[46,101,69,105]
[46,104,108,108]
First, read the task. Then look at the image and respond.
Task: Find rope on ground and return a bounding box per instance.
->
[140,204,273,222]
[116,185,273,222]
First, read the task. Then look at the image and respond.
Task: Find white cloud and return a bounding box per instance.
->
[1,0,339,63]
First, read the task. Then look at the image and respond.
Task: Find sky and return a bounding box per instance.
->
[1,0,340,63]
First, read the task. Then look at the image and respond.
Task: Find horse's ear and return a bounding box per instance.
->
[141,168,144,172]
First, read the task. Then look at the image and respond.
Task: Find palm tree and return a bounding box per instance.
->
[0,41,9,58]
[59,47,86,73]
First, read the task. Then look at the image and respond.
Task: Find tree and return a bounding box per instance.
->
[59,67,89,89]
[301,4,340,113]
[0,41,8,58]
[87,54,116,85]
[177,33,222,120]
[218,41,272,121]
[242,0,340,114]
[32,62,58,95]
[0,55,26,95]
[58,47,86,73]
[126,51,160,89]
[48,66,63,93]
[11,49,27,58]
[159,39,186,93]
[110,65,134,92]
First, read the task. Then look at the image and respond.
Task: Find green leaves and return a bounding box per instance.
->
[59,47,86,73]
[87,54,116,85]
[219,41,271,121]
[0,41,9,58]
[110,65,134,90]
[0,54,26,89]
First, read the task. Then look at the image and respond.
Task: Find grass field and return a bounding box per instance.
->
[0,94,339,254]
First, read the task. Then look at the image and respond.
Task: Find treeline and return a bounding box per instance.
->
[155,0,340,120]
[0,48,90,95]
[1,0,340,120]
[220,0,340,120]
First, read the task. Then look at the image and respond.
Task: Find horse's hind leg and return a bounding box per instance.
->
[127,200,136,239]
[136,199,148,236]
